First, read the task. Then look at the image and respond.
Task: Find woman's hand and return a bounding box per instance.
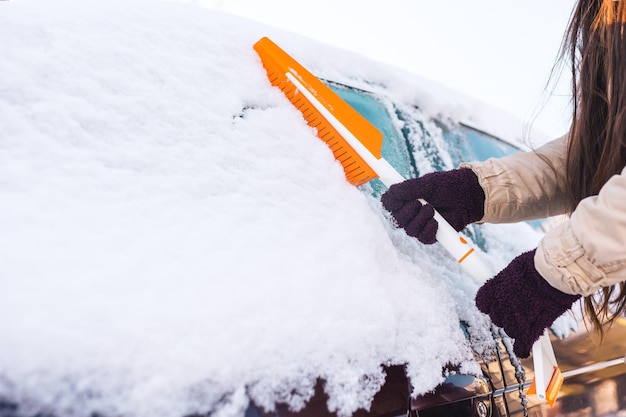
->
[475,250,581,358]
[380,168,485,244]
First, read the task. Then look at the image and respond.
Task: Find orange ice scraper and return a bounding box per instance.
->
[253,36,563,406]
[527,330,564,406]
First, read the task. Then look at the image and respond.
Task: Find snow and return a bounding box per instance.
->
[0,0,546,416]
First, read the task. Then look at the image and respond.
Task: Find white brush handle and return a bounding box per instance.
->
[377,158,556,395]
[375,154,556,388]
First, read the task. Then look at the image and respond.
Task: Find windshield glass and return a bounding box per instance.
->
[326,82,415,182]
[443,124,520,166]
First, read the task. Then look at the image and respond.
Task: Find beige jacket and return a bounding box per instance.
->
[460,135,626,297]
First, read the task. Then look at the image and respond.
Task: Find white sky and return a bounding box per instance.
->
[200,0,577,138]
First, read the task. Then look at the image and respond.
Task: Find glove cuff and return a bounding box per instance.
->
[531,260,581,308]
[450,168,485,226]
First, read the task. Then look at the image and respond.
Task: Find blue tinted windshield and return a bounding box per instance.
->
[442,124,520,166]
[326,82,414,181]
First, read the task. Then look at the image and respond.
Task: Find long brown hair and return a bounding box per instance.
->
[561,0,626,335]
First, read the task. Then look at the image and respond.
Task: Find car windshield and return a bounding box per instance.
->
[443,123,520,164]
[326,81,521,181]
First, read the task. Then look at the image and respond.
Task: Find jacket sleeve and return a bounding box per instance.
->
[534,166,626,296]
[459,135,570,223]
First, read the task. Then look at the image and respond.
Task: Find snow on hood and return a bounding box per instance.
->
[0,0,542,416]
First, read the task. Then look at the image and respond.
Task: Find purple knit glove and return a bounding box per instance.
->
[475,250,580,358]
[380,169,485,244]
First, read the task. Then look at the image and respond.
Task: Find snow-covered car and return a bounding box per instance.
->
[1,2,625,417]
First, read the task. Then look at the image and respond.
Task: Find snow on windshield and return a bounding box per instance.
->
[0,1,543,416]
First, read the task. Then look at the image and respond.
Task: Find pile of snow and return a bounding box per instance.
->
[0,1,543,416]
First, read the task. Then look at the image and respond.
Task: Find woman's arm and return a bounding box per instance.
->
[535,166,626,296]
[460,135,570,223]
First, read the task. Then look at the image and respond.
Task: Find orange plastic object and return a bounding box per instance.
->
[527,365,563,406]
[253,36,383,186]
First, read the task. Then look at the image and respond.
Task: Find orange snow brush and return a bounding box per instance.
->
[253,36,563,406]
[253,37,381,187]
[253,36,491,281]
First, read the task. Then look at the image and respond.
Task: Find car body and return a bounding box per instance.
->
[245,78,626,417]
